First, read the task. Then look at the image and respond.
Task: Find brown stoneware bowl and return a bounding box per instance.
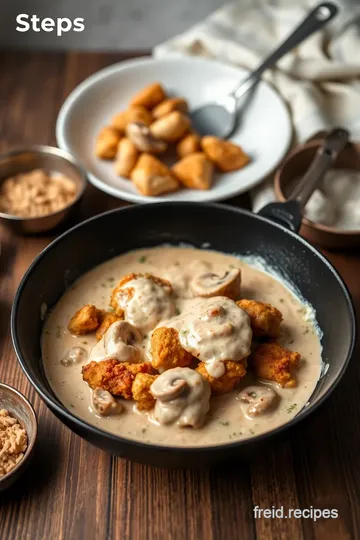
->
[0,383,37,491]
[274,139,360,249]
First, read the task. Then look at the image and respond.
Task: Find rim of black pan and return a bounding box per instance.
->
[11,202,357,453]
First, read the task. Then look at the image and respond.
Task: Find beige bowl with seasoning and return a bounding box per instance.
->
[0,383,37,492]
[0,146,87,235]
[274,139,360,249]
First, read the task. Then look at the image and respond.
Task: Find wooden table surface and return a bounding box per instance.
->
[0,50,359,540]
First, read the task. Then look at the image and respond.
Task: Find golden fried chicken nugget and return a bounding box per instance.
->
[150,111,191,142]
[151,327,193,371]
[251,342,300,388]
[172,152,213,190]
[110,273,173,313]
[176,133,201,158]
[96,311,124,341]
[237,299,283,338]
[196,360,247,394]
[95,126,121,159]
[132,373,158,410]
[201,136,250,172]
[114,138,139,178]
[68,304,101,335]
[82,359,154,399]
[129,82,167,109]
[130,154,179,196]
[112,106,153,133]
[153,97,189,119]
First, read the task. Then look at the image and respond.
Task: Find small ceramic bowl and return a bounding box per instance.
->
[0,145,87,235]
[0,383,37,491]
[274,139,360,248]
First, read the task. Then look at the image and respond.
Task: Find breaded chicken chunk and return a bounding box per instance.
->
[96,311,124,341]
[251,342,300,388]
[110,272,172,313]
[68,304,101,335]
[82,359,154,400]
[132,373,158,410]
[201,136,250,172]
[237,299,283,338]
[95,126,121,159]
[172,152,214,190]
[129,82,167,110]
[196,360,247,394]
[151,327,193,371]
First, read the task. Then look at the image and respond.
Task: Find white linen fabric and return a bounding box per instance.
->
[154,0,360,210]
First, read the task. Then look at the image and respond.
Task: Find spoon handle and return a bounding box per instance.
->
[232,2,338,101]
[289,127,349,209]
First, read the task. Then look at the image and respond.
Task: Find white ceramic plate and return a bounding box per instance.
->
[56,56,292,203]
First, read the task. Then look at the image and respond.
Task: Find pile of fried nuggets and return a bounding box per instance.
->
[67,271,301,417]
[95,82,250,196]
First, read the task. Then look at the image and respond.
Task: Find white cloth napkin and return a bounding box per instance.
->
[153,0,360,210]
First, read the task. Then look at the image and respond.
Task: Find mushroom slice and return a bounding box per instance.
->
[237,385,278,417]
[126,122,167,154]
[130,154,179,196]
[92,388,124,416]
[172,152,213,190]
[191,268,241,300]
[150,367,211,428]
[61,347,88,366]
[105,320,142,363]
[150,111,191,142]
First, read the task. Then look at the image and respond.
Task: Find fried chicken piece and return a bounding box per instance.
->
[96,311,124,341]
[132,373,158,410]
[95,126,121,159]
[82,359,154,399]
[130,154,179,196]
[112,106,153,134]
[68,304,101,335]
[172,152,214,190]
[153,97,189,119]
[251,342,300,388]
[201,136,250,172]
[150,111,191,142]
[114,138,139,178]
[176,133,201,158]
[196,360,247,394]
[129,82,167,109]
[237,299,283,338]
[110,272,173,312]
[151,327,193,371]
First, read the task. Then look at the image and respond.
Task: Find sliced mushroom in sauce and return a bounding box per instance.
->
[237,385,279,418]
[150,367,211,428]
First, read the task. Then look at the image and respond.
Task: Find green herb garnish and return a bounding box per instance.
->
[138,256,147,263]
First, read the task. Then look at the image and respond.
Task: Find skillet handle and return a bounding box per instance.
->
[258,200,302,232]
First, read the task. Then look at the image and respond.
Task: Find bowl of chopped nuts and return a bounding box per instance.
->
[0,383,37,491]
[0,145,87,234]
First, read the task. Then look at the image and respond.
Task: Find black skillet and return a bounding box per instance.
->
[11,129,356,468]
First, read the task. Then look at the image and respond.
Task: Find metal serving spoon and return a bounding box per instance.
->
[191,2,338,138]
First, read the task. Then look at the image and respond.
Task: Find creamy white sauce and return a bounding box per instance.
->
[115,276,175,333]
[41,247,322,447]
[161,296,252,378]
